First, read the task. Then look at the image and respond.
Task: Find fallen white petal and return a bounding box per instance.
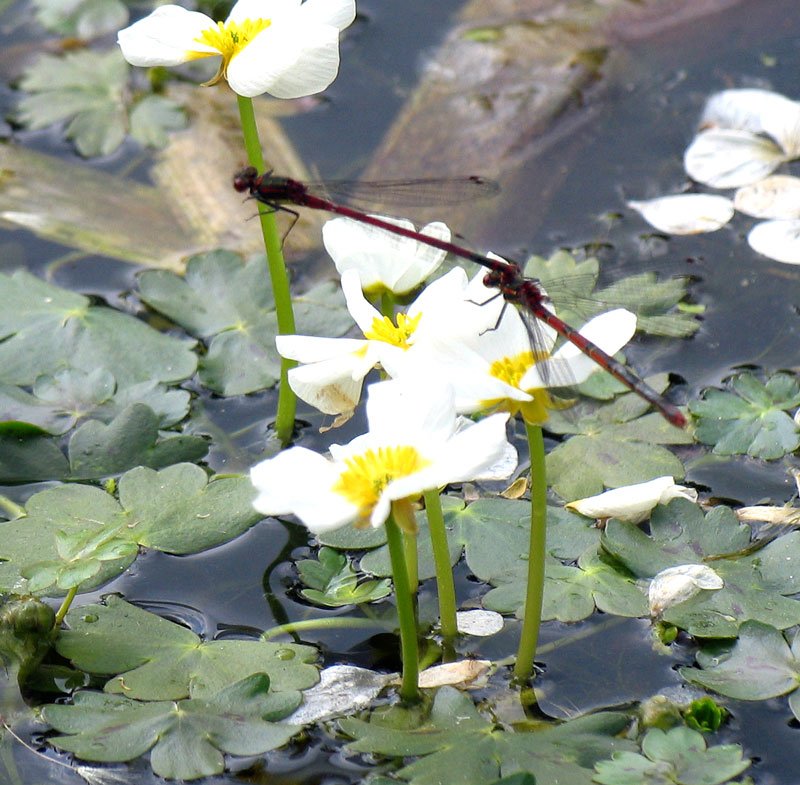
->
[415,660,492,689]
[701,88,800,158]
[456,609,504,636]
[287,665,392,725]
[684,129,785,188]
[648,564,723,616]
[628,194,734,235]
[735,506,800,525]
[567,476,698,524]
[748,219,800,264]
[734,175,800,219]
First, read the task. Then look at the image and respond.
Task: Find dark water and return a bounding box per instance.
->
[3,0,800,782]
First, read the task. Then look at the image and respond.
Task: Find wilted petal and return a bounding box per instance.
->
[117,5,218,66]
[287,358,365,415]
[566,476,698,524]
[748,219,800,264]
[628,194,734,234]
[701,88,800,158]
[684,129,785,188]
[648,564,723,616]
[227,18,340,98]
[734,175,800,219]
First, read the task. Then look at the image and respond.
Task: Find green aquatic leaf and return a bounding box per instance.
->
[0,270,196,389]
[298,547,392,607]
[543,378,690,501]
[42,674,300,780]
[680,621,800,718]
[138,251,352,396]
[524,250,699,338]
[57,597,318,700]
[593,726,750,785]
[33,0,128,38]
[603,499,800,636]
[0,465,261,595]
[340,687,633,785]
[690,372,800,459]
[0,427,70,482]
[129,95,187,148]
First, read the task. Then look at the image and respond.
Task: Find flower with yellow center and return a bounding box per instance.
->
[276,267,503,416]
[399,282,638,425]
[322,215,452,296]
[117,0,356,99]
[250,379,517,532]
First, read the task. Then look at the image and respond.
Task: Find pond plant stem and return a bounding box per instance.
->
[385,509,421,703]
[237,94,297,445]
[424,489,458,640]
[514,422,547,682]
[54,586,78,627]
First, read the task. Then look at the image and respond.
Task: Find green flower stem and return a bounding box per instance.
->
[0,494,24,519]
[54,586,78,627]
[403,531,419,593]
[385,509,420,702]
[260,616,391,641]
[237,94,296,444]
[424,489,458,640]
[514,422,547,682]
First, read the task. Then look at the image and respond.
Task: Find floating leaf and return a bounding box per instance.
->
[43,675,300,780]
[32,0,129,38]
[0,270,196,389]
[683,129,785,188]
[0,465,261,595]
[129,95,187,148]
[628,194,734,235]
[593,726,750,785]
[734,174,800,219]
[297,547,392,607]
[603,499,800,636]
[138,251,352,396]
[689,372,800,459]
[340,687,634,785]
[680,621,800,718]
[747,218,800,265]
[57,597,318,700]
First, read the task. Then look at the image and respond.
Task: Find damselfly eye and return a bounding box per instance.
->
[233,166,258,192]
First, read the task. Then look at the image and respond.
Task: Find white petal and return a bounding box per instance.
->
[276,334,368,363]
[340,269,383,333]
[628,194,734,235]
[566,476,697,524]
[701,88,800,157]
[227,18,340,98]
[416,660,491,688]
[734,175,800,219]
[648,564,723,616]
[287,358,365,415]
[251,447,357,531]
[747,219,800,264]
[117,6,218,66]
[456,610,504,636]
[228,0,301,24]
[521,309,636,389]
[684,129,785,188]
[299,0,357,31]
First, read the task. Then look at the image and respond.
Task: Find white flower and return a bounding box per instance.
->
[117,0,356,98]
[323,215,452,296]
[566,476,698,524]
[250,379,517,533]
[276,267,502,415]
[404,282,637,425]
[648,564,723,617]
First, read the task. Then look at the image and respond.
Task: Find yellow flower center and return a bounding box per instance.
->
[363,312,422,350]
[192,17,272,83]
[483,349,560,425]
[333,446,430,526]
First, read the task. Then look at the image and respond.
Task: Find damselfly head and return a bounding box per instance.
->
[233,166,260,193]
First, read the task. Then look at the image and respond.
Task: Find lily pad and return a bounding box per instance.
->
[603,499,800,637]
[689,372,800,459]
[0,464,261,595]
[680,620,800,719]
[42,674,300,780]
[297,547,392,607]
[57,597,318,700]
[33,0,129,39]
[138,251,352,395]
[593,726,750,785]
[340,687,634,785]
[0,270,196,389]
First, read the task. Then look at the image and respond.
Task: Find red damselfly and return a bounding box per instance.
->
[233,167,687,428]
